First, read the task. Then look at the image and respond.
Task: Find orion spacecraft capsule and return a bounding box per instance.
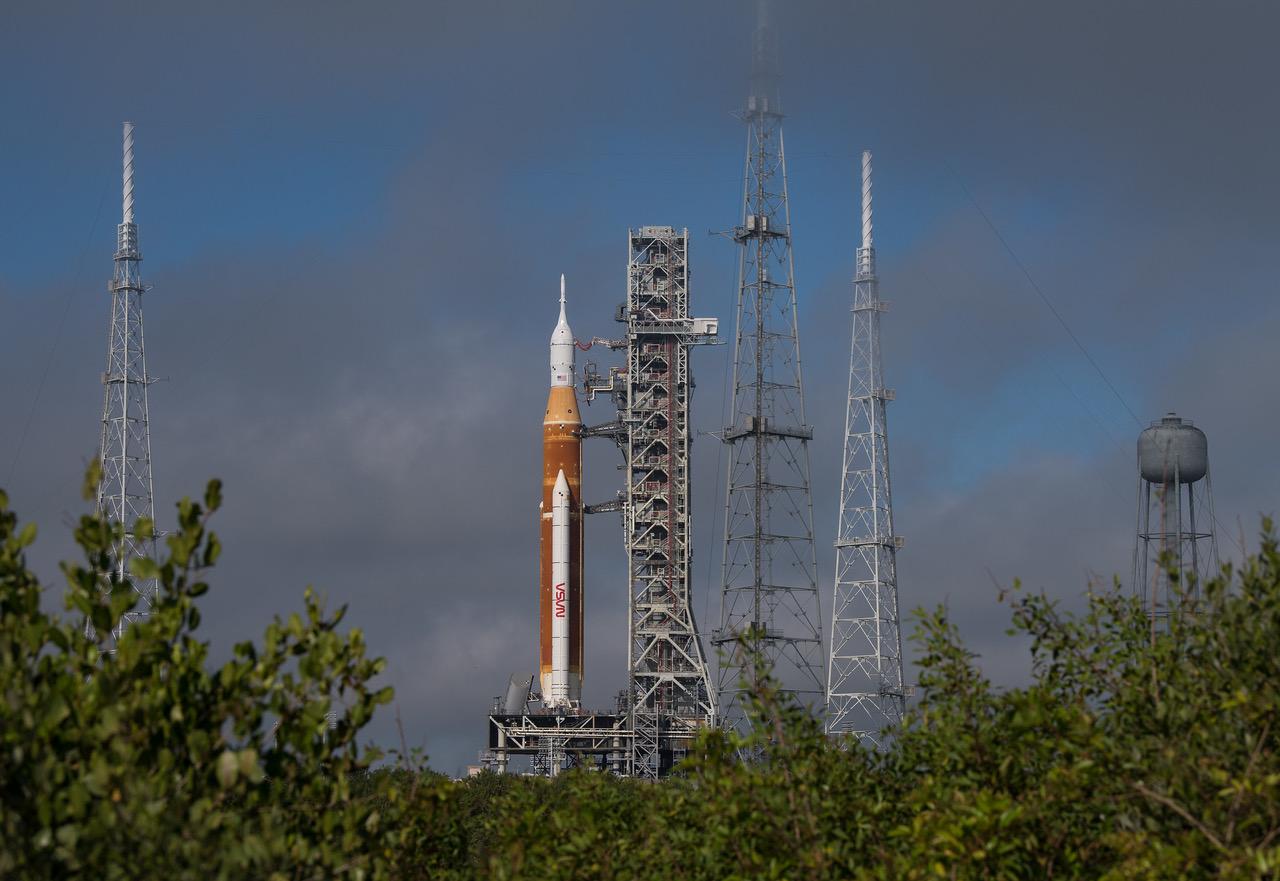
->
[540,275,583,707]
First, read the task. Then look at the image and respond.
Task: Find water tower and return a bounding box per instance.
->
[1133,412,1219,620]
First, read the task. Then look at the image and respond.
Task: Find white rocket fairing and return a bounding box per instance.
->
[549,468,571,706]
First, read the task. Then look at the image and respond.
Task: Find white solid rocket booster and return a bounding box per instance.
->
[550,468,571,706]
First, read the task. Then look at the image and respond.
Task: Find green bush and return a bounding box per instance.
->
[3,473,1278,879]
[464,522,1280,880]
[0,475,467,880]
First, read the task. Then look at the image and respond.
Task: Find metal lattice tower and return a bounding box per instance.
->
[826,152,906,743]
[88,121,159,646]
[715,0,825,732]
[584,227,719,778]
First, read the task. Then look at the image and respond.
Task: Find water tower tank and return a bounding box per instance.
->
[1138,413,1208,484]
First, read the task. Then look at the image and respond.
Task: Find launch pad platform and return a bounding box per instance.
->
[483,705,709,777]
[484,710,632,775]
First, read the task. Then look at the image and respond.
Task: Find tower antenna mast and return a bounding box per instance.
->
[89,121,159,647]
[825,151,906,743]
[715,0,825,732]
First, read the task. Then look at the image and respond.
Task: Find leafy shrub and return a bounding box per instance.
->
[0,475,466,880]
[3,473,1278,879]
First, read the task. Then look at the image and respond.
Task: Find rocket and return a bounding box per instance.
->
[540,274,583,707]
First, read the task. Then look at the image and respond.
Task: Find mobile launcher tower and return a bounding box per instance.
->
[586,227,720,778]
[484,229,719,778]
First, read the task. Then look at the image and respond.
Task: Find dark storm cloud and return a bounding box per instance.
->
[2,1,1277,771]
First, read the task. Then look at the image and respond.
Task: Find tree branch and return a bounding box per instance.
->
[1132,781,1227,852]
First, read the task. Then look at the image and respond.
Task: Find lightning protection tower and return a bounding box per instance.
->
[1133,413,1219,624]
[826,152,906,744]
[88,121,159,647]
[715,0,825,733]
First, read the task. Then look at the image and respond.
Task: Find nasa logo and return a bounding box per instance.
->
[554,582,566,618]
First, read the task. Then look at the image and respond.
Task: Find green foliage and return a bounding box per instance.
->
[3,470,1279,879]
[0,476,467,880]
[460,528,1280,880]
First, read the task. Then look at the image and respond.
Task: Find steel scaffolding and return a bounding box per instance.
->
[585,226,719,778]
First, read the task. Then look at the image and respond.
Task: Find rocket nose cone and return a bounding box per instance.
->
[550,277,575,387]
[553,468,570,498]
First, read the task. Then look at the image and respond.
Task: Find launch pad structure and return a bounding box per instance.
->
[587,226,720,778]
[485,227,719,778]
